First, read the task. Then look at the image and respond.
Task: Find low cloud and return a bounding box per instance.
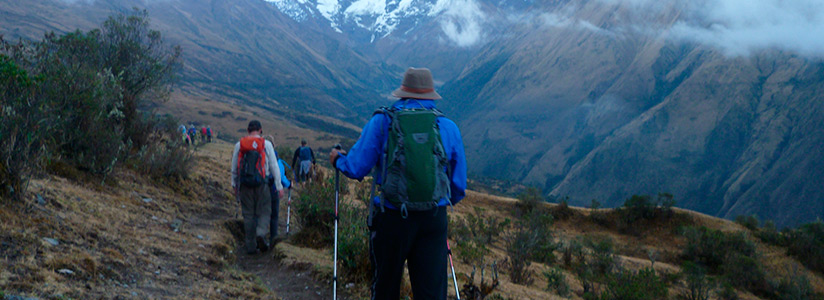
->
[670,0,824,57]
[595,0,824,57]
[431,0,485,47]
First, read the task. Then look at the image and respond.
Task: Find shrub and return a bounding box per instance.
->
[293,176,335,248]
[681,226,756,273]
[735,215,760,231]
[600,268,668,300]
[132,138,193,180]
[544,267,570,296]
[504,227,535,285]
[0,53,47,201]
[550,197,575,221]
[716,283,739,300]
[785,221,824,274]
[774,268,818,300]
[681,262,715,300]
[337,203,370,286]
[515,187,543,217]
[452,207,510,264]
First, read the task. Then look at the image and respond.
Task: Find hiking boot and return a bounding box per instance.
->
[270,235,284,246]
[256,236,270,253]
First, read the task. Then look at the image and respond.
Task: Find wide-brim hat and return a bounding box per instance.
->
[391,67,442,100]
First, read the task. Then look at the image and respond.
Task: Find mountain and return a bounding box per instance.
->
[3,0,823,227]
[0,0,398,136]
[437,0,824,227]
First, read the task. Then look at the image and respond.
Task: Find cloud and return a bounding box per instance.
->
[594,0,824,57]
[430,0,486,47]
[670,0,824,57]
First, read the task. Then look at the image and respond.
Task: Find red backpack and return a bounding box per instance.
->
[238,137,266,187]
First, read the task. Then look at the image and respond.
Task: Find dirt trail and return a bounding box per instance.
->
[200,141,349,300]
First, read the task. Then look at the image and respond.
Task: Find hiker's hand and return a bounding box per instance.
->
[280,189,286,198]
[329,149,342,167]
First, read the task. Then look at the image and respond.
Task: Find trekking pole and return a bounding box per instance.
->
[447,239,461,300]
[285,187,292,235]
[333,144,342,300]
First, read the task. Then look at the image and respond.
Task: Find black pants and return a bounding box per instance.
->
[268,182,280,242]
[370,206,447,300]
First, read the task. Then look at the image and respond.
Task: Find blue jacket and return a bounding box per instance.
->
[335,99,467,208]
[278,159,291,189]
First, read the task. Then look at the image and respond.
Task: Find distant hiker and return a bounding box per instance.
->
[206,126,213,143]
[179,124,190,146]
[201,126,207,142]
[265,136,292,246]
[291,140,315,184]
[329,67,467,299]
[231,120,285,254]
[188,125,197,145]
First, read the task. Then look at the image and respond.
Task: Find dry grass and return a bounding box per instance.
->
[0,144,274,299]
[3,130,823,300]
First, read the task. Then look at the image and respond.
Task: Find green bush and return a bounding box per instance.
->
[600,268,668,300]
[451,207,510,264]
[735,215,760,231]
[515,187,543,217]
[132,138,193,180]
[504,209,558,284]
[293,176,335,248]
[0,9,181,199]
[544,267,570,296]
[680,262,715,300]
[616,193,677,235]
[774,269,818,300]
[681,226,757,272]
[0,54,48,201]
[785,221,824,274]
[337,203,370,286]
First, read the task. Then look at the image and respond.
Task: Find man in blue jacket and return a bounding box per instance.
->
[330,67,467,300]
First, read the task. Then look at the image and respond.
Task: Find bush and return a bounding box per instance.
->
[785,221,824,274]
[600,268,668,300]
[681,226,756,273]
[451,207,510,264]
[0,54,47,201]
[504,209,558,284]
[735,215,760,231]
[293,176,335,248]
[774,269,818,300]
[544,267,570,296]
[681,262,715,300]
[681,226,769,293]
[0,9,181,198]
[337,203,370,286]
[132,138,193,180]
[515,187,543,217]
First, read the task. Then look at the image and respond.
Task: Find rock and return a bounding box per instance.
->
[142,198,152,203]
[131,291,138,297]
[196,235,204,240]
[346,283,355,289]
[58,269,74,275]
[170,219,183,232]
[43,237,60,246]
[151,216,159,221]
[36,194,46,205]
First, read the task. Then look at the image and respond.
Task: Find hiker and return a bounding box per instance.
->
[291,140,315,184]
[329,67,467,300]
[231,120,285,254]
[179,124,190,146]
[201,126,207,142]
[265,136,292,245]
[206,126,213,143]
[188,125,197,145]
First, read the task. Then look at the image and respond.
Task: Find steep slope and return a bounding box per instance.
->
[0,0,396,132]
[438,0,824,227]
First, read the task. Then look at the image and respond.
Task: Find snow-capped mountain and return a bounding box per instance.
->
[266,0,443,40]
[263,0,529,45]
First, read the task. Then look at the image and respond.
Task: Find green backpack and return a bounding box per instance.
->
[376,104,451,215]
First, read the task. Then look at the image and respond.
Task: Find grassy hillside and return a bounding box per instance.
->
[2,134,823,299]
